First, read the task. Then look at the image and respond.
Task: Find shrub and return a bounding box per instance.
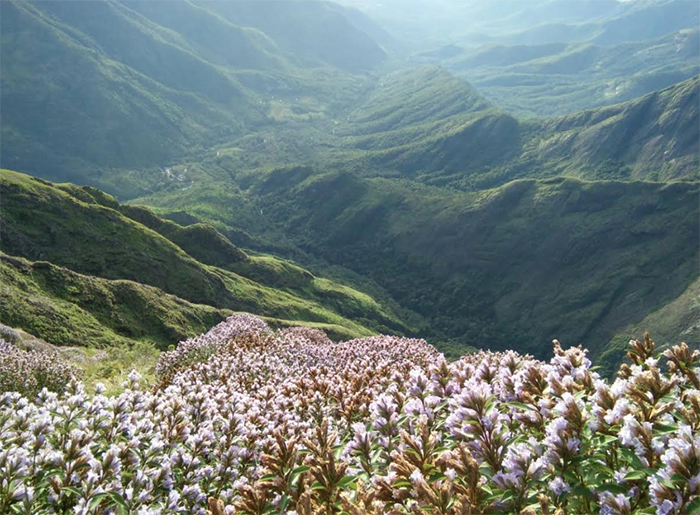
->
[0,322,697,515]
[0,338,80,396]
[155,313,271,380]
[0,324,20,344]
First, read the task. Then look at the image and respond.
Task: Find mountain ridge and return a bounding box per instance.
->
[0,169,416,347]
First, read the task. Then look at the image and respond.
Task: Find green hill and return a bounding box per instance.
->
[442,29,700,116]
[198,0,387,72]
[532,76,699,182]
[355,74,699,185]
[0,251,229,349]
[1,1,698,371]
[0,169,414,346]
[125,72,698,368]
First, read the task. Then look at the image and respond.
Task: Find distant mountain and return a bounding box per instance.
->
[533,76,699,182]
[483,0,699,47]
[196,0,387,72]
[348,0,699,115]
[317,72,699,186]
[439,29,700,116]
[0,0,387,189]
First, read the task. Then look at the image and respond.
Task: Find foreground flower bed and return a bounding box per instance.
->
[0,316,698,515]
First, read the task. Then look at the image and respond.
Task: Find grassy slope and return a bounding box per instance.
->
[0,252,229,349]
[0,170,412,341]
[2,2,697,367]
[531,75,700,182]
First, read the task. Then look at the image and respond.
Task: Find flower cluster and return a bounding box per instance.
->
[0,338,80,397]
[0,318,698,515]
[154,314,271,380]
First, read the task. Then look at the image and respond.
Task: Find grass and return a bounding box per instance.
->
[0,252,230,349]
[0,169,414,348]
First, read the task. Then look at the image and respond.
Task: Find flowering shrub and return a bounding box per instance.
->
[0,324,21,344]
[0,316,698,515]
[155,314,271,380]
[0,338,80,397]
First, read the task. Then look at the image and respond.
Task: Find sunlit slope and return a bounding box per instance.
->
[444,29,699,116]
[0,252,230,348]
[326,74,699,186]
[0,170,412,342]
[531,75,699,182]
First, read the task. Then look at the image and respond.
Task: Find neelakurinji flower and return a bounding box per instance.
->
[0,317,696,514]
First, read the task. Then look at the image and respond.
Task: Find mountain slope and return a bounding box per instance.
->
[0,252,230,348]
[341,74,700,185]
[442,29,700,116]
[0,0,247,189]
[0,0,386,192]
[0,170,413,343]
[532,76,699,182]
[139,168,699,365]
[198,0,387,72]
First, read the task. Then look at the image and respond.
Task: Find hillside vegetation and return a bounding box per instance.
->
[138,168,699,370]
[443,28,700,116]
[1,0,698,369]
[1,315,698,514]
[0,169,414,349]
[118,65,699,369]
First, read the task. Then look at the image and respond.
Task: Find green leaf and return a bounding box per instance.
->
[110,492,129,514]
[61,486,82,497]
[88,492,111,510]
[310,481,326,491]
[624,470,650,481]
[599,434,619,445]
[337,475,356,488]
[291,465,310,478]
[507,401,535,411]
[279,495,290,513]
[428,472,446,483]
[654,423,679,435]
[687,496,700,515]
[597,483,628,495]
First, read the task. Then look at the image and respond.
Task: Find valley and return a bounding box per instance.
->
[0,0,698,376]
